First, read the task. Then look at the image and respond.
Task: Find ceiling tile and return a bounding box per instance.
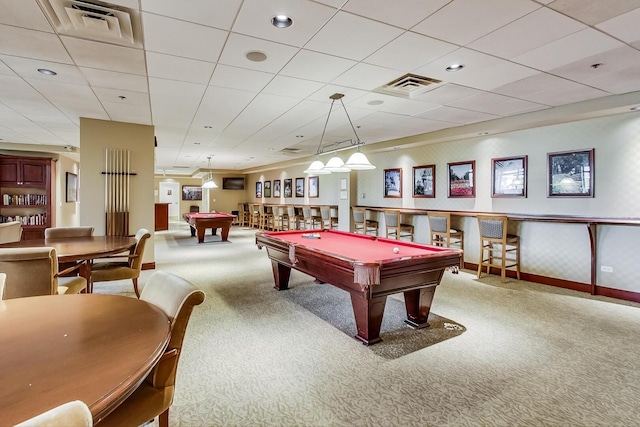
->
[141,0,242,30]
[218,33,299,74]
[411,0,540,46]
[191,86,257,131]
[0,0,53,31]
[512,28,625,71]
[279,50,356,82]
[596,7,640,43]
[146,52,215,85]
[102,101,152,125]
[61,36,146,75]
[413,83,483,105]
[342,0,450,29]
[0,55,88,85]
[349,93,439,116]
[0,24,72,64]
[305,11,404,61]
[26,78,109,121]
[331,63,404,91]
[448,91,547,116]
[468,7,586,59]
[364,32,458,72]
[548,0,640,26]
[415,105,499,124]
[209,65,274,92]
[261,75,324,99]
[148,77,207,129]
[79,68,148,93]
[232,0,337,47]
[142,12,227,62]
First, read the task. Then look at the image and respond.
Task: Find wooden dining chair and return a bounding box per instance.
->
[89,228,151,297]
[352,207,378,236]
[14,400,92,427]
[382,209,414,241]
[320,205,338,229]
[477,214,521,283]
[97,271,205,427]
[0,247,86,299]
[427,211,463,272]
[0,221,22,244]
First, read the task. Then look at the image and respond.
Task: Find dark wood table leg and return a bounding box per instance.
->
[189,225,196,237]
[220,226,229,241]
[81,261,92,293]
[403,286,436,328]
[212,228,217,236]
[196,227,205,243]
[350,293,387,345]
[271,260,291,290]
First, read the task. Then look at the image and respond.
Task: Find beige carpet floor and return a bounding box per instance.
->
[94,224,640,427]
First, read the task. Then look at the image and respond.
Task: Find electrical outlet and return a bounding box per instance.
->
[600,266,613,273]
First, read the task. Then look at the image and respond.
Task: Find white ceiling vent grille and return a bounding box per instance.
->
[37,0,142,48]
[279,147,303,155]
[374,73,443,99]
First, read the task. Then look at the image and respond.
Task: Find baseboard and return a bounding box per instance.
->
[463,262,640,304]
[142,262,155,271]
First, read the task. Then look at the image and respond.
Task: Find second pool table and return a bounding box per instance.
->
[183,212,236,243]
[256,229,462,345]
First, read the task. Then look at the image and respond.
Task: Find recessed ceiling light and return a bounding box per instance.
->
[246,51,267,62]
[630,106,640,111]
[118,95,126,100]
[271,15,293,28]
[446,64,464,72]
[478,132,489,135]
[296,135,304,138]
[37,68,57,76]
[204,125,213,129]
[367,100,384,106]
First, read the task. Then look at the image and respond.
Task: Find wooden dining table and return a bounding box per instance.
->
[0,293,170,425]
[0,235,137,293]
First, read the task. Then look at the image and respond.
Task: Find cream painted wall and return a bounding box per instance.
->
[79,118,155,263]
[54,154,80,227]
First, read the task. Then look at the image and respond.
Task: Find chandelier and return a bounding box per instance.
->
[202,156,218,188]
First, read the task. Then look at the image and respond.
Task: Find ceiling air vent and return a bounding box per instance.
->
[37,0,142,48]
[374,73,442,99]
[279,148,303,155]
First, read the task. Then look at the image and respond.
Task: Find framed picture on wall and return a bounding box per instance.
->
[255,181,262,198]
[448,161,475,198]
[295,177,305,197]
[308,176,319,198]
[182,185,202,201]
[492,156,527,198]
[66,172,78,202]
[412,165,435,198]
[384,168,402,198]
[284,179,292,197]
[548,149,594,197]
[264,180,271,197]
[273,180,281,197]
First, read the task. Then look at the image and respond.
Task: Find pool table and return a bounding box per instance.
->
[183,212,236,243]
[256,229,462,345]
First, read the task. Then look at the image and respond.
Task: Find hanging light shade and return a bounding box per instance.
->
[345,151,375,170]
[305,93,375,173]
[303,159,330,174]
[202,156,218,188]
[323,156,351,172]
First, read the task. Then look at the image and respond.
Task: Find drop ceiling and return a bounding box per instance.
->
[1,0,640,176]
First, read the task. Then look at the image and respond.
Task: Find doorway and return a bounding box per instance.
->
[159,182,180,221]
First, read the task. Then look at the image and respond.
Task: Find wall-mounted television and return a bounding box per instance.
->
[222,177,245,190]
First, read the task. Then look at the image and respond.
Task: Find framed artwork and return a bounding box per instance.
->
[448,161,475,198]
[308,176,319,198]
[548,149,594,197]
[264,180,271,198]
[255,181,262,198]
[66,172,78,202]
[412,165,435,198]
[182,185,202,201]
[492,156,527,198]
[284,179,292,198]
[273,180,281,197]
[384,168,402,198]
[295,177,305,198]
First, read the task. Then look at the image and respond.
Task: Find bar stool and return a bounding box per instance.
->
[248,204,261,229]
[477,214,520,283]
[260,205,275,230]
[238,203,250,227]
[286,205,301,230]
[320,205,338,229]
[427,211,463,272]
[301,206,322,230]
[273,205,289,231]
[352,207,378,236]
[382,209,414,241]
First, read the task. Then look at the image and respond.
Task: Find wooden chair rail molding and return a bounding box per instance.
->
[357,206,640,302]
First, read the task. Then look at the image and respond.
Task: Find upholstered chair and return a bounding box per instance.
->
[320,205,338,229]
[13,400,92,427]
[89,229,151,297]
[44,226,94,239]
[352,207,378,236]
[477,215,521,283]
[0,221,22,244]
[427,211,464,272]
[97,271,205,427]
[301,206,322,230]
[0,247,86,299]
[382,209,414,241]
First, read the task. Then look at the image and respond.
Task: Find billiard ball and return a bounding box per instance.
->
[393,247,400,254]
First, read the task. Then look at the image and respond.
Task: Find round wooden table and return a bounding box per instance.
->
[0,294,170,425]
[0,235,138,292]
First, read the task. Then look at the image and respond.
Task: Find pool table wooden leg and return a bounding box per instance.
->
[189,226,196,237]
[403,286,436,328]
[271,260,291,291]
[196,227,206,243]
[350,293,386,345]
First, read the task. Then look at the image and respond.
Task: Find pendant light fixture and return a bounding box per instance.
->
[201,156,218,188]
[304,93,375,174]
